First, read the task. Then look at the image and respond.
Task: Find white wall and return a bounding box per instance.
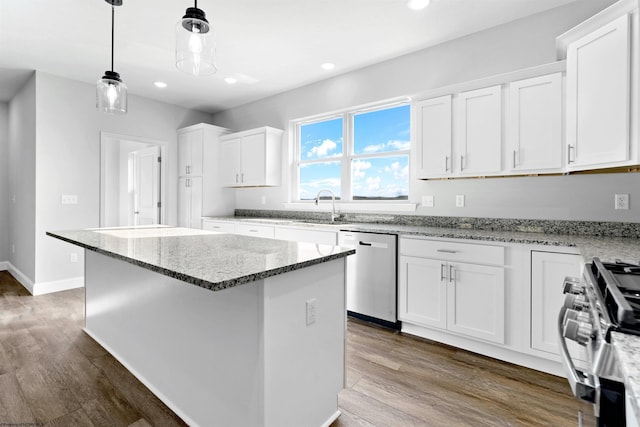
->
[0,102,9,262]
[211,0,640,223]
[28,72,213,288]
[8,75,37,280]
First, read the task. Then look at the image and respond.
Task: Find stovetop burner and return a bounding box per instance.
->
[591,258,640,331]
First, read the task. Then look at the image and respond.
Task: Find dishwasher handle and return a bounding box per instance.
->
[359,241,372,246]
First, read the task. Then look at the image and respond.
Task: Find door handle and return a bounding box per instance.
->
[512,150,517,168]
[445,156,449,172]
[235,173,239,183]
[440,263,447,281]
[567,145,575,164]
[449,265,456,283]
[460,155,465,171]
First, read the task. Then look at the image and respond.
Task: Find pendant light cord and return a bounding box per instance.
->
[111,5,115,72]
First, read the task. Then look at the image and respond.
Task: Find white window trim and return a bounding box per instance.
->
[291,100,412,206]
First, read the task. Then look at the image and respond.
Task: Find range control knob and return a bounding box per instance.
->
[562,277,584,295]
[563,293,589,310]
[564,308,591,325]
[563,319,592,345]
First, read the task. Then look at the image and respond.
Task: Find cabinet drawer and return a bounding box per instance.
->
[202,220,235,233]
[400,237,504,265]
[235,223,275,239]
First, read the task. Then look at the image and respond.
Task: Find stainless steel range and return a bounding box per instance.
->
[560,258,640,426]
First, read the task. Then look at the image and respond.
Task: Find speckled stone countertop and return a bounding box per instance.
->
[47,227,354,292]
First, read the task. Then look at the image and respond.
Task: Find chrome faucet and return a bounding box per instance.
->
[314,189,337,222]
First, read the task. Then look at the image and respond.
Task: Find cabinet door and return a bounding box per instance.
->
[178,132,191,177]
[398,256,447,330]
[446,262,505,344]
[188,129,204,176]
[240,132,267,186]
[531,251,586,361]
[456,85,502,175]
[177,177,191,228]
[566,14,630,169]
[220,138,242,186]
[189,177,202,229]
[508,73,563,173]
[415,95,453,178]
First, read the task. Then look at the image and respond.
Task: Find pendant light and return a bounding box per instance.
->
[176,0,217,76]
[96,0,127,114]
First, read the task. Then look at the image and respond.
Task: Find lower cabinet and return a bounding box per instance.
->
[531,250,586,361]
[274,226,337,245]
[178,177,202,229]
[399,237,505,344]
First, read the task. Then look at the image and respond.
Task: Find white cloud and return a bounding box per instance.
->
[352,159,372,178]
[307,139,338,158]
[362,139,409,153]
[366,176,381,191]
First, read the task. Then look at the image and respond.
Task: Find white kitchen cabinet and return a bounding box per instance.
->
[456,85,503,176]
[220,127,283,187]
[531,251,587,361]
[399,237,505,344]
[178,177,202,229]
[563,11,634,170]
[178,128,204,177]
[414,95,453,178]
[508,73,564,173]
[177,124,233,228]
[202,219,236,233]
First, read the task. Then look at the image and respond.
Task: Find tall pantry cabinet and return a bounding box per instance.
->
[177,124,233,229]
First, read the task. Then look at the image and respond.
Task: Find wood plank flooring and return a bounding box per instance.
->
[0,270,593,426]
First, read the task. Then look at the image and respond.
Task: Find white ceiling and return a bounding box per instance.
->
[0,0,576,113]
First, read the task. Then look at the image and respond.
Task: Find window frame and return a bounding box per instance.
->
[293,101,411,203]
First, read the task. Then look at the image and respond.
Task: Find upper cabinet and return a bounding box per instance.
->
[507,73,564,173]
[558,0,638,171]
[220,126,284,187]
[178,127,204,177]
[456,85,502,176]
[414,95,453,179]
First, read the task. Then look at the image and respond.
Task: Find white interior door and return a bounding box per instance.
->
[132,146,160,226]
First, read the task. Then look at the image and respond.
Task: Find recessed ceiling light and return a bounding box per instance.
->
[407,0,430,10]
[154,81,167,88]
[224,77,238,84]
[321,62,335,71]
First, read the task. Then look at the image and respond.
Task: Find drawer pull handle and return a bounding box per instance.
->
[449,265,456,283]
[437,249,458,254]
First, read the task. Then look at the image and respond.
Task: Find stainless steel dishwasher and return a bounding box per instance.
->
[338,230,398,329]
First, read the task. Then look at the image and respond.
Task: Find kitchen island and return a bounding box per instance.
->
[47,227,354,427]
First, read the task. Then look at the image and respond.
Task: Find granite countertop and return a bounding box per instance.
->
[47,227,354,292]
[612,332,640,422]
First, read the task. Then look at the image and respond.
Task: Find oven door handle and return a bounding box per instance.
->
[557,307,596,403]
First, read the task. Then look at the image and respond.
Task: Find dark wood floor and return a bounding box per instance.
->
[0,270,593,426]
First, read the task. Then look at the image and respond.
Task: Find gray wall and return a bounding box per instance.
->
[8,75,37,279]
[211,0,640,223]
[0,102,8,262]
[7,71,213,288]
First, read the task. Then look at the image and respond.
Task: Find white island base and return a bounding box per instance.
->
[83,250,346,427]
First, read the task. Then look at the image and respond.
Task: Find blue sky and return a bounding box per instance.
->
[299,105,410,200]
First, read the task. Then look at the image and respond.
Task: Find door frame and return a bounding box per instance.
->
[99,132,167,227]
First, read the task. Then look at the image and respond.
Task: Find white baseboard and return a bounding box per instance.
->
[0,261,83,295]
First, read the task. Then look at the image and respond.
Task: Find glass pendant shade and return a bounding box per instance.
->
[176,7,216,76]
[96,71,127,114]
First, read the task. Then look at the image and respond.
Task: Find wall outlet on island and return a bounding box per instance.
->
[261,195,266,205]
[456,195,465,207]
[306,298,317,326]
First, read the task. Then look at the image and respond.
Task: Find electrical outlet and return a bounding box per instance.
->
[421,195,434,207]
[70,253,78,263]
[306,298,317,326]
[456,195,465,207]
[261,195,266,205]
[615,194,629,210]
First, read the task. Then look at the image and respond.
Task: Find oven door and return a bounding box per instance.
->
[558,305,596,403]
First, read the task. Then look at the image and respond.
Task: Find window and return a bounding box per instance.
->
[296,104,410,201]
